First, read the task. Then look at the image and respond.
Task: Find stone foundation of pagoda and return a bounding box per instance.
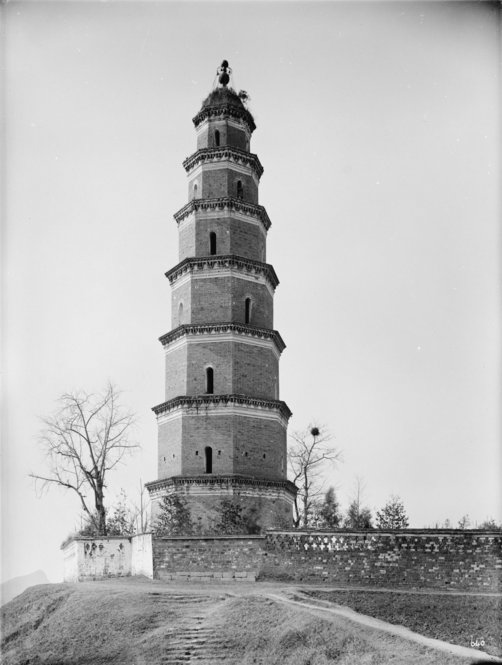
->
[146,474,296,533]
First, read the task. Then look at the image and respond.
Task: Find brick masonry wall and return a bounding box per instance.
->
[164,345,187,399]
[226,124,249,151]
[152,535,264,581]
[158,417,183,477]
[189,169,258,204]
[149,530,502,591]
[178,211,266,262]
[157,411,287,479]
[196,120,248,151]
[262,530,502,590]
[188,217,265,262]
[151,484,293,533]
[172,275,273,328]
[164,339,278,400]
[171,281,191,329]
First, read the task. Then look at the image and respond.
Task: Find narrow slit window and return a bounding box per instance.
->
[215,130,220,146]
[245,298,252,324]
[205,446,213,473]
[237,180,243,199]
[206,367,214,394]
[209,232,217,255]
[193,183,198,199]
[178,302,184,325]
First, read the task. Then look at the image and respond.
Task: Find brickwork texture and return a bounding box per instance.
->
[151,530,502,591]
[171,275,273,329]
[178,215,266,262]
[164,340,278,400]
[157,412,286,479]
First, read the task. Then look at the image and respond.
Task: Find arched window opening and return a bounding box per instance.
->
[193,182,198,199]
[178,302,184,325]
[209,231,217,256]
[215,130,220,146]
[236,180,243,199]
[206,367,214,394]
[245,298,252,324]
[205,446,213,473]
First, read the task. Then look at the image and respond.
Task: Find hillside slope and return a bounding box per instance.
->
[0,579,494,665]
[1,571,50,606]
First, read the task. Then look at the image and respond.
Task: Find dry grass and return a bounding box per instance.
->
[1,583,182,664]
[1,581,492,664]
[305,589,502,659]
[211,595,474,664]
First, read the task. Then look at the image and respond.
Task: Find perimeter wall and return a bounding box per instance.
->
[62,530,502,591]
[152,530,502,591]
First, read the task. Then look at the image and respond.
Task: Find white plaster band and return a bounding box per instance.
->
[156,404,288,428]
[171,269,275,297]
[149,484,295,505]
[177,209,267,236]
[189,162,259,186]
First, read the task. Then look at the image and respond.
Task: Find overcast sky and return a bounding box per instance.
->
[3,0,500,583]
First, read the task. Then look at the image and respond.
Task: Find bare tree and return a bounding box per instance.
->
[288,425,341,528]
[31,384,137,535]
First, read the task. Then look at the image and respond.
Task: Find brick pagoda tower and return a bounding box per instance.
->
[146,61,296,532]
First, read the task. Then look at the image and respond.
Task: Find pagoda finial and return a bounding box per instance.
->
[217,60,231,87]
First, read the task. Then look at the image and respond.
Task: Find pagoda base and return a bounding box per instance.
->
[146,475,297,533]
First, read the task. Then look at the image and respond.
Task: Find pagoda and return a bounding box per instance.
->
[146,61,296,531]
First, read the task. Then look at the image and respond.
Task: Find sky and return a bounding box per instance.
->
[2,0,500,583]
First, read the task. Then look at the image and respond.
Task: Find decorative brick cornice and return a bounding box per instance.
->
[165,255,279,290]
[159,323,286,354]
[192,104,256,133]
[145,474,297,496]
[152,394,292,421]
[183,147,263,179]
[173,197,271,232]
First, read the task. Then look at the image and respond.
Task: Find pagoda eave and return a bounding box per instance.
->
[173,197,271,232]
[145,474,297,496]
[183,147,263,179]
[192,104,256,133]
[165,255,279,290]
[152,394,292,421]
[159,323,286,354]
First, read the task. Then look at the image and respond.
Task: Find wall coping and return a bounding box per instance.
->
[266,528,502,536]
[61,533,153,550]
[154,534,266,542]
[62,529,501,551]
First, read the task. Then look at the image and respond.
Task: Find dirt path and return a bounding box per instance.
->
[72,579,502,664]
[263,587,502,664]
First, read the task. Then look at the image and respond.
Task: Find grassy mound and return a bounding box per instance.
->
[1,582,182,664]
[305,589,502,658]
[211,595,472,664]
[1,580,487,664]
